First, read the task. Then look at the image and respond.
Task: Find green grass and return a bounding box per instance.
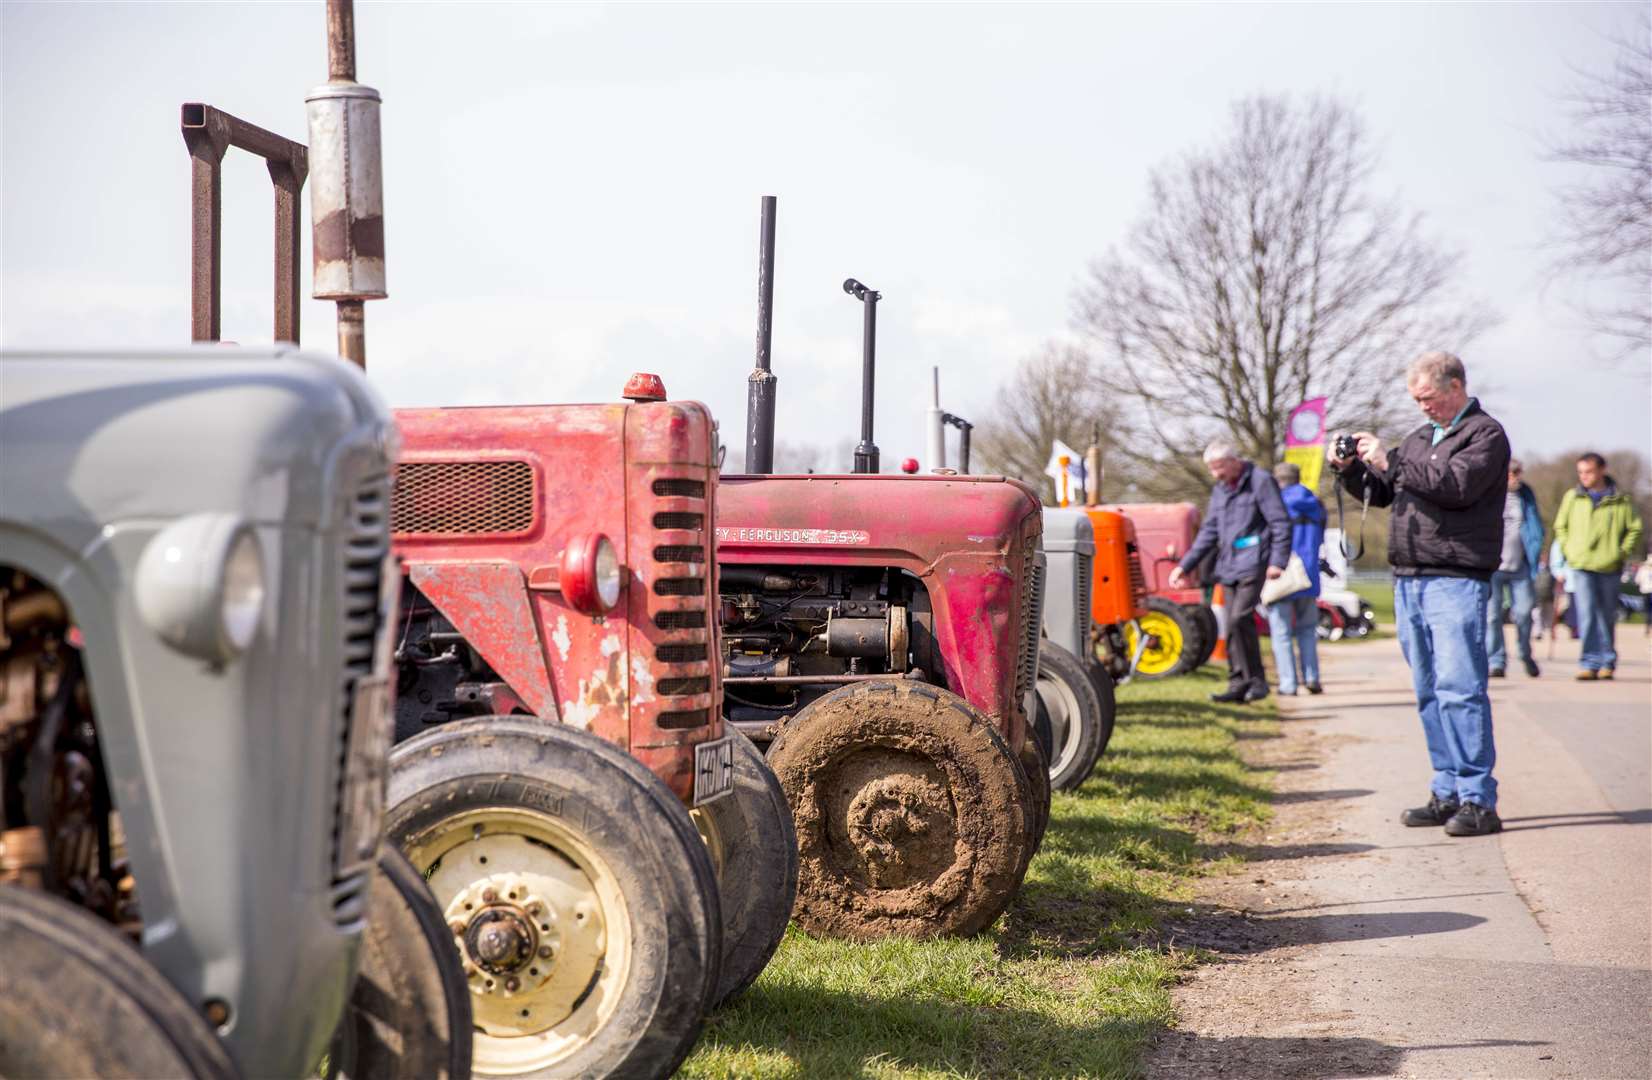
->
[1350,579,1394,628]
[680,670,1277,1080]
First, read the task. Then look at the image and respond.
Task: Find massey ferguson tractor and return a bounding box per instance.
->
[717,200,1048,940]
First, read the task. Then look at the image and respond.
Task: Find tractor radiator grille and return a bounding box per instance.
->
[1075,550,1093,651]
[331,472,391,913]
[1126,540,1148,611]
[390,460,536,536]
[1013,540,1044,710]
[647,463,716,729]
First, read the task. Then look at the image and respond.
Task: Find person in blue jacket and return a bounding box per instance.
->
[1487,459,1545,677]
[1266,463,1327,695]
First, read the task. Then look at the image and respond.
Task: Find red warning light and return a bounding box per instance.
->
[622,373,667,402]
[900,458,919,474]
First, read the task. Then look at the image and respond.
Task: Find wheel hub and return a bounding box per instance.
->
[465,905,539,974]
[831,759,957,889]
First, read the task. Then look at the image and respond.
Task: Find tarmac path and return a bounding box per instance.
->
[1148,625,1651,1079]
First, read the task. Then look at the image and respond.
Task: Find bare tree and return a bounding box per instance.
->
[1547,11,1652,360]
[971,343,1124,501]
[1073,95,1493,493]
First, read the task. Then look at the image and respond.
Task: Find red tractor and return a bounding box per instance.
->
[717,206,1047,940]
[1100,502,1218,677]
[385,379,797,1079]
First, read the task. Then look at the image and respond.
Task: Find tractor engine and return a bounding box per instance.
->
[0,570,137,932]
[718,564,936,735]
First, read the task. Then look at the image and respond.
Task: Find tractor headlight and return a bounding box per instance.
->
[594,536,622,610]
[561,532,623,615]
[136,513,267,663]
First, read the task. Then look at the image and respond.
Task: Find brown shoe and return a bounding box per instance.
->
[1601,668,1615,680]
[1575,669,1598,681]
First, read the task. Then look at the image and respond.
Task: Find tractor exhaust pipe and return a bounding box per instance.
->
[926,367,946,471]
[745,196,778,474]
[843,278,881,474]
[307,0,386,368]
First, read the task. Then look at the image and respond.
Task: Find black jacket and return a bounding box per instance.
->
[1335,398,1510,579]
[1178,461,1292,585]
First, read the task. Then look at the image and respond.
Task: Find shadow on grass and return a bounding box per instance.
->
[1148,1031,1416,1080]
[700,981,1153,1079]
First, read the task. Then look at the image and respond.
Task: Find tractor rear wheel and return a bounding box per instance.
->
[1188,603,1220,668]
[1125,597,1198,679]
[329,847,473,1080]
[1036,640,1106,791]
[691,729,798,1007]
[386,718,720,1079]
[1016,727,1051,866]
[766,680,1030,939]
[0,884,236,1080]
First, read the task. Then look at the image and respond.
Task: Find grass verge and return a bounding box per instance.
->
[680,668,1277,1079]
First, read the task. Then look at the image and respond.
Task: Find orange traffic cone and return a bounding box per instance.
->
[1210,584,1228,662]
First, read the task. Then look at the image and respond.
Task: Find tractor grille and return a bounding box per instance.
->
[647,462,716,730]
[1125,540,1148,611]
[390,460,536,536]
[331,472,391,911]
[1013,540,1044,710]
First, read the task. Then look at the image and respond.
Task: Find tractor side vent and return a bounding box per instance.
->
[658,676,710,697]
[655,644,703,663]
[391,460,536,537]
[654,578,703,596]
[652,512,704,531]
[652,479,706,499]
[1125,541,1148,610]
[653,544,706,563]
[658,709,709,730]
[654,610,707,630]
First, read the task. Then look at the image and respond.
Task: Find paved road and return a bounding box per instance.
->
[1156,626,1651,1079]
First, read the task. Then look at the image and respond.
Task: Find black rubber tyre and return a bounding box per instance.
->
[1016,734,1051,866]
[1188,603,1220,668]
[386,718,721,1080]
[1082,657,1118,760]
[766,680,1030,939]
[0,884,236,1080]
[330,847,473,1080]
[693,729,798,1008]
[1031,690,1055,763]
[1036,640,1106,792]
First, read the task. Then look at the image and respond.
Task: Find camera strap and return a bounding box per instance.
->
[1335,480,1371,561]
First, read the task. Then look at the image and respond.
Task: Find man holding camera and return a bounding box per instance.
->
[1330,351,1511,837]
[1169,442,1291,705]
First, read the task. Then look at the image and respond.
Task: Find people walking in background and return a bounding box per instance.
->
[1549,538,1579,638]
[1330,351,1509,837]
[1533,552,1557,641]
[1636,556,1652,637]
[1487,459,1544,678]
[1267,462,1325,695]
[1553,452,1645,681]
[1169,442,1291,705]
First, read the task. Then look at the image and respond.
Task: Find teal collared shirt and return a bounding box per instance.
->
[1430,398,1475,446]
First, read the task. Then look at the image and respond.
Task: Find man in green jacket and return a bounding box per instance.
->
[1553,452,1645,680]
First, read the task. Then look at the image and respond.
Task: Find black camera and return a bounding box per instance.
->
[1334,434,1359,461]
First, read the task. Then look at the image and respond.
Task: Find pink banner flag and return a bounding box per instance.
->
[1285,396,1327,448]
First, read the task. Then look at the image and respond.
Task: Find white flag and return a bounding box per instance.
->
[1043,439,1086,505]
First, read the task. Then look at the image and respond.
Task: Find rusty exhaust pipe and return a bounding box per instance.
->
[307,0,385,368]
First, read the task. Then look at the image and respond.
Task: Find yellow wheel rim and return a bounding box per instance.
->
[404,808,631,1077]
[1126,611,1185,675]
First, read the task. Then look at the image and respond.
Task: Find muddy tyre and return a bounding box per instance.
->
[1036,640,1106,791]
[692,729,798,1007]
[0,884,236,1080]
[329,847,473,1080]
[1016,734,1051,865]
[386,718,720,1079]
[766,680,1030,939]
[1188,603,1220,668]
[1126,596,1198,679]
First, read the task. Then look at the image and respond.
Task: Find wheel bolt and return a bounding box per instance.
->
[505,976,520,992]
[482,887,497,903]
[449,921,466,937]
[526,901,543,916]
[537,945,553,959]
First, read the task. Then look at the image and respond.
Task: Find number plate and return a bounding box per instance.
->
[692,734,736,806]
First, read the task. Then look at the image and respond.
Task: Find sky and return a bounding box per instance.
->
[3,1,1648,473]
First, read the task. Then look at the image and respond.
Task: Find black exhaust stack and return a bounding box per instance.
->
[745,196,779,474]
[843,278,881,474]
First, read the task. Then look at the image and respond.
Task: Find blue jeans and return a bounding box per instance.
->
[1486,570,1535,670]
[1394,576,1497,810]
[1571,569,1620,671]
[1266,593,1320,694]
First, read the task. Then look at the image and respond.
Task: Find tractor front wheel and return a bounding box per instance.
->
[1125,597,1198,679]
[1036,640,1106,791]
[691,730,798,1008]
[386,718,720,1079]
[766,680,1030,939]
[1188,603,1220,668]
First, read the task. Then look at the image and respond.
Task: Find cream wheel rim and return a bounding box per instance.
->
[1035,669,1084,778]
[405,807,631,1077]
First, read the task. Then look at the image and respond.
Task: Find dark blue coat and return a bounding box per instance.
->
[1178,461,1293,585]
[1280,483,1326,597]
